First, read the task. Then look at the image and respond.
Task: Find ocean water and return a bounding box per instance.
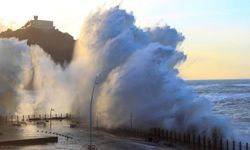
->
[187,79,250,140]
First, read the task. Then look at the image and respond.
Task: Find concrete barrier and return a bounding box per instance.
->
[0,136,58,146]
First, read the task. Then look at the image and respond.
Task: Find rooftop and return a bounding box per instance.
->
[23,16,55,30]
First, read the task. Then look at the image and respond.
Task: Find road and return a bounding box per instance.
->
[0,121,182,150]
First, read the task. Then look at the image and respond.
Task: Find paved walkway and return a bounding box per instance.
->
[0,122,187,150]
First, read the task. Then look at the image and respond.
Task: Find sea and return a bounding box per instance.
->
[187,79,250,141]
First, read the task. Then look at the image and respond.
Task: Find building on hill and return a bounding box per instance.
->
[0,16,75,65]
[24,16,55,30]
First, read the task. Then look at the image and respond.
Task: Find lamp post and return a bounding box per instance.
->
[96,112,100,130]
[89,76,98,149]
[50,108,54,130]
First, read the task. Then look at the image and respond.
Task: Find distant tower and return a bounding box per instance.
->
[34,15,38,21]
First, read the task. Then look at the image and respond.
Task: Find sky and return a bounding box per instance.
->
[0,0,249,80]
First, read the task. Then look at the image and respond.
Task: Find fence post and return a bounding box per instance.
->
[233,140,235,150]
[145,129,148,139]
[148,128,152,141]
[239,141,242,150]
[170,131,173,144]
[135,129,138,137]
[174,131,176,143]
[140,129,143,138]
[153,128,156,138]
[22,115,25,121]
[152,128,155,140]
[162,129,165,139]
[158,128,161,139]
[198,135,201,149]
[188,134,191,146]
[193,134,195,148]
[220,138,223,150]
[183,133,185,144]
[157,128,160,139]
[152,128,155,138]
[213,137,217,150]
[203,135,206,149]
[208,138,211,150]
[183,133,185,145]
[246,143,249,150]
[226,139,229,150]
[138,129,140,137]
[166,130,169,141]
[179,132,181,143]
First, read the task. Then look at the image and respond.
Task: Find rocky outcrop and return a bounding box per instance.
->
[0,27,75,65]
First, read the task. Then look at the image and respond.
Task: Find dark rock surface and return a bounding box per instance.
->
[0,27,75,65]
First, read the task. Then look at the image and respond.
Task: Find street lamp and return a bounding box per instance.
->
[96,112,101,130]
[50,108,54,130]
[89,76,99,150]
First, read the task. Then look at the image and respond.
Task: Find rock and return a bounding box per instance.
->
[0,27,75,65]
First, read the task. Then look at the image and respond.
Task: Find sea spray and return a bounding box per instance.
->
[0,38,72,115]
[0,7,235,138]
[73,6,234,138]
[0,38,30,114]
[19,44,73,114]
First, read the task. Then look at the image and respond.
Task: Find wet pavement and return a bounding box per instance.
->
[0,121,177,150]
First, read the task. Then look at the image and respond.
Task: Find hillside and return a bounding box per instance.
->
[0,27,75,65]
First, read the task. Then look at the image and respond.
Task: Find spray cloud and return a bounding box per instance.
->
[0,38,30,114]
[72,6,233,138]
[0,7,234,138]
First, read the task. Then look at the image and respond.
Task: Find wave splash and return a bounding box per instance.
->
[0,6,234,138]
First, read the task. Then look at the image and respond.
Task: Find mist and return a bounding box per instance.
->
[0,38,30,114]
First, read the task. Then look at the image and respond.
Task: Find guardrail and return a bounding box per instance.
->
[0,113,71,122]
[104,127,249,150]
